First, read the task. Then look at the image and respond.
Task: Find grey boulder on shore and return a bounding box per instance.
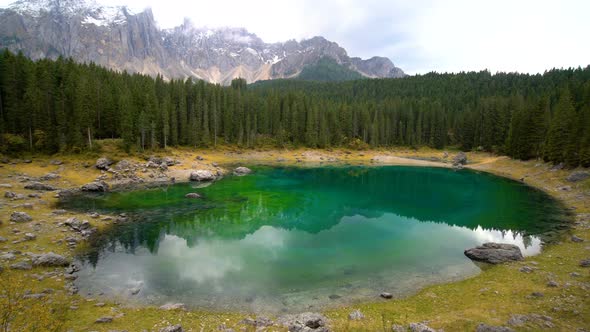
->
[189,170,216,182]
[233,166,252,176]
[464,243,523,264]
[81,181,109,192]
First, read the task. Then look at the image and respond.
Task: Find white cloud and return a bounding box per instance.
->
[0,0,588,74]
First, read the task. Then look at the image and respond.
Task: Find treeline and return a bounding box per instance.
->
[1,50,589,167]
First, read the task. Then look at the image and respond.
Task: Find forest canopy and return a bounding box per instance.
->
[1,50,589,167]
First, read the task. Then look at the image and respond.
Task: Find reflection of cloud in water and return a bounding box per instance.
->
[158,226,289,283]
[465,226,541,256]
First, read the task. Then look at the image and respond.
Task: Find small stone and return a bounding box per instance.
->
[159,325,183,332]
[392,324,406,332]
[476,323,515,332]
[409,322,438,332]
[189,170,216,182]
[10,261,32,270]
[94,302,105,307]
[95,157,114,170]
[571,235,584,243]
[328,294,341,300]
[10,211,32,222]
[570,272,581,277]
[24,182,57,191]
[159,303,186,311]
[519,266,534,273]
[348,309,364,320]
[547,280,559,288]
[507,314,528,326]
[24,233,37,241]
[580,259,590,267]
[95,316,113,324]
[531,292,544,298]
[380,292,393,299]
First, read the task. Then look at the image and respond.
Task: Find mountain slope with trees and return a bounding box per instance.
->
[1,50,589,167]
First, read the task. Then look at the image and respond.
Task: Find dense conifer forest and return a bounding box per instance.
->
[1,50,589,167]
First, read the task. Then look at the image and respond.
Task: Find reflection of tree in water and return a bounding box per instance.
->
[71,166,570,267]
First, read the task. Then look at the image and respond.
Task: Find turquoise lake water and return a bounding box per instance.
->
[60,166,569,313]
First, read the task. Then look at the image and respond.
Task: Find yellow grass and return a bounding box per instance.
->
[0,141,588,331]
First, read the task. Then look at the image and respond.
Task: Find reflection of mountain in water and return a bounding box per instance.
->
[62,166,569,263]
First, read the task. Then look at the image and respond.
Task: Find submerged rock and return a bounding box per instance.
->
[159,303,186,311]
[10,211,32,222]
[464,243,523,264]
[185,193,201,199]
[233,166,252,176]
[24,182,57,191]
[380,292,393,299]
[189,170,216,182]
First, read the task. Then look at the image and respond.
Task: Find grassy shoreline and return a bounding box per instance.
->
[0,145,588,331]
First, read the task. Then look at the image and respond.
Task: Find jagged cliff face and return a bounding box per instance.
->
[0,0,405,84]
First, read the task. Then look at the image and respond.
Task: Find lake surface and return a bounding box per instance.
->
[61,166,569,313]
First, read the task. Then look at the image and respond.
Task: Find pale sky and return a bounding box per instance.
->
[1,0,589,74]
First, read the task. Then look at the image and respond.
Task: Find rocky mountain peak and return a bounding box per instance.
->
[0,0,405,84]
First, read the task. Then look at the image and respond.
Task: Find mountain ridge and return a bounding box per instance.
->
[0,0,405,84]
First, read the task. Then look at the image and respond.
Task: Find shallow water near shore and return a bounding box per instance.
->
[60,166,569,313]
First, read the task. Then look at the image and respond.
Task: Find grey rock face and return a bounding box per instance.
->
[0,1,404,85]
[464,243,524,264]
[10,211,33,222]
[189,170,216,182]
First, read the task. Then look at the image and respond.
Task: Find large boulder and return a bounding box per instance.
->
[10,211,32,222]
[81,181,109,192]
[566,171,589,182]
[32,252,70,267]
[24,182,58,191]
[278,312,329,331]
[189,170,216,182]
[234,166,252,176]
[95,157,114,170]
[452,152,468,166]
[464,243,523,264]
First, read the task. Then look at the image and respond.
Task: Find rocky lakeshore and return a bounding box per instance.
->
[0,148,588,331]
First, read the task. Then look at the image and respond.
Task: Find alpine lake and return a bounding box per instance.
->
[59,165,570,313]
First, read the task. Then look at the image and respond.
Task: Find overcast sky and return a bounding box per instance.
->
[1,0,589,74]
